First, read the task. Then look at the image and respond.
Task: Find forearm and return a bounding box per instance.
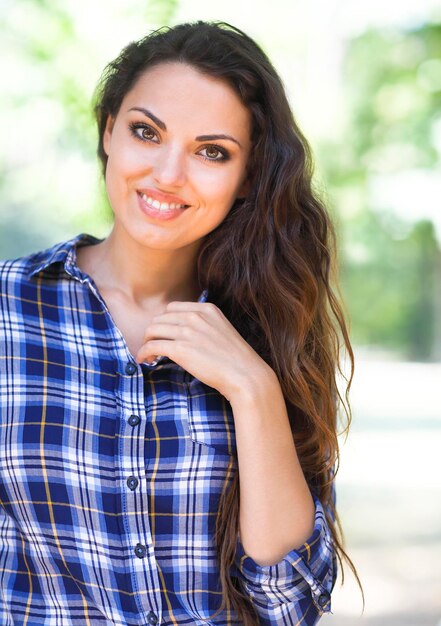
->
[228,366,315,567]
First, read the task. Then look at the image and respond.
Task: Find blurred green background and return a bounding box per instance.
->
[1,0,440,624]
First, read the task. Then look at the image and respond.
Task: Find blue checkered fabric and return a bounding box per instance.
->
[0,233,336,625]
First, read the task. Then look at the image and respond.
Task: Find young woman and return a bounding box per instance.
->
[0,21,361,626]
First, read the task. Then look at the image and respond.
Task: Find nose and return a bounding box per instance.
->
[152,144,187,188]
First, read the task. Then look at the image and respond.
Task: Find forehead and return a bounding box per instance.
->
[122,61,251,137]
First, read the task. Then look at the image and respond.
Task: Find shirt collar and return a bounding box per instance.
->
[27,233,102,278]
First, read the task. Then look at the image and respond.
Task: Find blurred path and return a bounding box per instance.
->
[324,355,441,625]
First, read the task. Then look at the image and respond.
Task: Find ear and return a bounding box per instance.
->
[103,115,116,157]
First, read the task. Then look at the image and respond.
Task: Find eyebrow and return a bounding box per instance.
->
[128,107,242,148]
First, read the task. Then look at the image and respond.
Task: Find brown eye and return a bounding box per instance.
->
[128,122,159,143]
[142,127,156,141]
[205,146,221,159]
[199,145,228,162]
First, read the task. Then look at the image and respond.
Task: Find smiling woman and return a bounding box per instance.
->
[0,20,362,626]
[97,61,251,256]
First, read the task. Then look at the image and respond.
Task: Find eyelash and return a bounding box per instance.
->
[128,122,230,163]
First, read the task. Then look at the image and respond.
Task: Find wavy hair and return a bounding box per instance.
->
[92,21,363,624]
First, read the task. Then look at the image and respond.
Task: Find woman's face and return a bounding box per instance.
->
[102,61,252,252]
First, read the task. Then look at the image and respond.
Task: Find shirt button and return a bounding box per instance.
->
[127,476,139,491]
[318,592,330,607]
[147,611,158,625]
[128,414,141,427]
[125,362,137,375]
[134,543,147,558]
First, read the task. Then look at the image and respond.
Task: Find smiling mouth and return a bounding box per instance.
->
[138,192,190,211]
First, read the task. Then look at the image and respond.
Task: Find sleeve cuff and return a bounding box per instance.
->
[231,492,336,614]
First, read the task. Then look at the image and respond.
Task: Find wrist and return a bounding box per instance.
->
[225,362,280,406]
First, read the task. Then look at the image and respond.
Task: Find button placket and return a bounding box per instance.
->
[116,357,162,623]
[82,272,162,623]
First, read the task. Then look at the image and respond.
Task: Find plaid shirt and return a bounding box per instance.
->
[0,233,336,625]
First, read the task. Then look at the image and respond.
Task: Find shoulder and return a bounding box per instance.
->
[0,233,94,300]
[0,249,43,293]
[0,242,57,292]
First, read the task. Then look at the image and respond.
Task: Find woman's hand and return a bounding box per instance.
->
[135,300,271,401]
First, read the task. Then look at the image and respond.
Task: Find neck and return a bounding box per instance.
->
[77,225,202,308]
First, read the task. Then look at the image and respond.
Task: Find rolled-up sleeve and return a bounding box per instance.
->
[231,486,337,625]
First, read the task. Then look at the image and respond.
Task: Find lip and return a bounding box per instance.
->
[137,187,190,207]
[137,192,189,221]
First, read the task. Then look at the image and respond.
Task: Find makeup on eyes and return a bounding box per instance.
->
[127,121,231,162]
[128,122,159,142]
[127,106,242,147]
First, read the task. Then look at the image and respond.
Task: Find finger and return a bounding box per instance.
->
[166,301,220,315]
[135,339,175,364]
[148,311,187,325]
[165,300,202,310]
[149,310,209,331]
[142,322,182,342]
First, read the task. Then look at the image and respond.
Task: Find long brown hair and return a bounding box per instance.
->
[93,21,363,624]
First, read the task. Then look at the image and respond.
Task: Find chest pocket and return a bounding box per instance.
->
[186,378,237,458]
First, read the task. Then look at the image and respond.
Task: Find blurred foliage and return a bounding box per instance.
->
[318,22,441,360]
[339,215,438,359]
[0,0,106,255]
[145,0,181,25]
[0,0,180,257]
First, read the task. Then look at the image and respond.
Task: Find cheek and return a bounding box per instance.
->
[193,167,245,206]
[106,147,149,190]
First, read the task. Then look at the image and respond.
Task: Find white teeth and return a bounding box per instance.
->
[140,193,186,211]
